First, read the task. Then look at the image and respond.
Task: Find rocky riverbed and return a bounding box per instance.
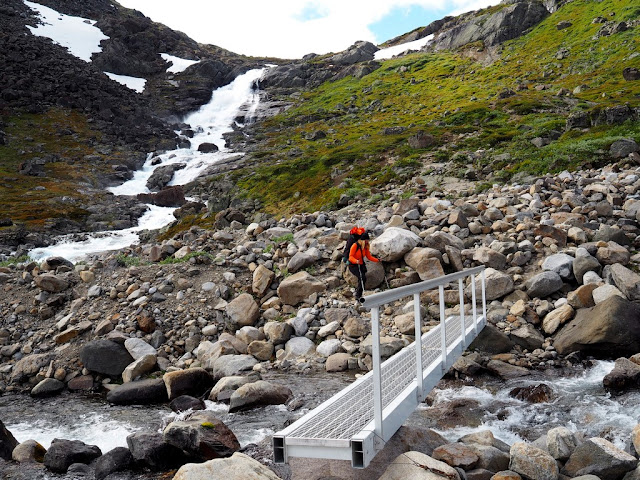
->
[2,155,640,479]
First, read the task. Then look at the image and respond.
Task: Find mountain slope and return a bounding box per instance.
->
[201,0,639,217]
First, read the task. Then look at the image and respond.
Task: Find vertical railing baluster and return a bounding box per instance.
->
[439,284,447,369]
[371,306,383,440]
[413,293,423,401]
[481,268,487,322]
[458,278,466,348]
[472,273,478,335]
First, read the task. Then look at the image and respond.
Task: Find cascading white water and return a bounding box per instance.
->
[28,68,267,263]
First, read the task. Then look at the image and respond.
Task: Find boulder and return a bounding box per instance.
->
[164,411,240,461]
[43,439,101,473]
[106,378,169,405]
[344,260,385,289]
[326,352,351,372]
[554,296,640,357]
[603,358,640,392]
[169,395,206,413]
[509,384,553,403]
[122,354,157,383]
[469,268,514,301]
[526,271,564,298]
[317,339,342,357]
[542,304,574,335]
[432,442,479,469]
[34,274,69,293]
[229,380,293,412]
[80,340,133,376]
[422,231,465,253]
[509,442,559,480]
[509,323,544,351]
[209,375,259,401]
[252,264,275,297]
[263,321,293,345]
[378,450,460,480]
[473,247,507,270]
[126,432,187,471]
[284,337,316,356]
[0,420,18,460]
[163,368,214,400]
[597,241,630,265]
[606,263,640,302]
[124,338,157,359]
[226,293,259,329]
[173,452,282,480]
[10,353,54,383]
[542,253,574,280]
[547,426,578,461]
[573,251,602,284]
[12,439,46,463]
[469,324,515,354]
[370,227,421,261]
[361,336,406,358]
[486,360,530,379]
[210,355,258,382]
[247,340,274,361]
[277,271,326,305]
[94,447,133,480]
[30,378,65,397]
[593,284,625,304]
[562,437,637,479]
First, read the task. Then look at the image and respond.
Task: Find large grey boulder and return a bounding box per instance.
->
[573,249,602,284]
[344,260,386,288]
[554,296,640,357]
[127,432,187,471]
[526,271,564,298]
[605,263,640,302]
[163,411,240,461]
[34,274,69,293]
[378,450,460,480]
[509,323,544,351]
[284,337,316,356]
[423,230,465,253]
[329,41,379,65]
[173,452,282,480]
[80,340,133,377]
[547,426,578,461]
[10,353,54,383]
[30,378,65,397]
[94,447,133,480]
[603,358,640,393]
[370,227,421,261]
[562,437,637,479]
[163,368,214,400]
[210,355,258,382]
[469,324,515,354]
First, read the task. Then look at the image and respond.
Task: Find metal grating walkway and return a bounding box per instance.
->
[274,267,487,468]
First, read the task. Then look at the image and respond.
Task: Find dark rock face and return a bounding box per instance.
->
[0,420,18,460]
[469,324,515,354]
[603,358,640,393]
[137,185,186,207]
[146,164,185,191]
[328,41,379,65]
[127,432,188,471]
[509,384,553,403]
[43,439,102,473]
[430,0,550,51]
[80,339,134,376]
[198,142,219,153]
[553,296,640,357]
[169,395,206,412]
[106,378,169,405]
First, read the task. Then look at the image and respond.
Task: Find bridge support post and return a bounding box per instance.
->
[371,306,383,441]
[439,285,447,369]
[413,293,423,400]
[458,278,466,348]
[482,269,487,320]
[472,274,478,335]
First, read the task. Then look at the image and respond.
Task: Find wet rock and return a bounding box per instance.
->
[509,384,553,403]
[603,358,640,393]
[554,296,640,357]
[164,411,239,461]
[371,227,421,261]
[43,439,101,473]
[80,340,134,377]
[169,395,206,413]
[163,368,214,400]
[509,442,558,480]
[173,452,282,480]
[127,432,187,471]
[209,375,259,402]
[12,439,46,463]
[106,378,169,405]
[486,360,530,379]
[277,271,326,306]
[470,325,515,354]
[0,420,18,460]
[94,447,133,480]
[562,437,637,479]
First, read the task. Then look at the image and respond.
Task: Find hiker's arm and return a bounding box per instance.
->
[365,249,379,262]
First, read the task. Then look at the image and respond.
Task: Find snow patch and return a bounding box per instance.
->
[24,0,109,62]
[375,35,433,60]
[160,53,200,73]
[104,72,147,93]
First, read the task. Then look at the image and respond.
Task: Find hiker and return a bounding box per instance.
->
[348,231,379,300]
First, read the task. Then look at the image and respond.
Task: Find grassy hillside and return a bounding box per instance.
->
[230,0,640,215]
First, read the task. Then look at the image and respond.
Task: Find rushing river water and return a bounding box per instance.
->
[4,360,639,465]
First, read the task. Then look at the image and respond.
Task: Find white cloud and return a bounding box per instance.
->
[116,0,497,58]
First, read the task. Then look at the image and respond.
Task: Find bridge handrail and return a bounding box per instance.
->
[361,265,486,309]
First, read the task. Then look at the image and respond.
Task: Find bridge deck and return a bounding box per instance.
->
[274,312,486,465]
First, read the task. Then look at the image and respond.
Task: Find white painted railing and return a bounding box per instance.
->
[273,266,486,468]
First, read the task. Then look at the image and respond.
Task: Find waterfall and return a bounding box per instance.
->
[28,67,267,262]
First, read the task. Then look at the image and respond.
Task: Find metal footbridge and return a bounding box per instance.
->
[273,266,487,468]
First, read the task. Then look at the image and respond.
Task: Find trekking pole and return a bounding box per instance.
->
[383,269,390,290]
[358,264,366,303]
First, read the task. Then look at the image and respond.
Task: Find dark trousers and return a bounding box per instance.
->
[349,264,367,298]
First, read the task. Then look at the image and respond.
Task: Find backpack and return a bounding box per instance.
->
[342,227,364,263]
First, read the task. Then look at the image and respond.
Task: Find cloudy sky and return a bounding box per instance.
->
[116,0,499,58]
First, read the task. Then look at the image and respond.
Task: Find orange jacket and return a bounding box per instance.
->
[349,242,379,265]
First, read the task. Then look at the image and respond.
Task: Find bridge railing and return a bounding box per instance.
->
[273,266,487,468]
[356,265,486,466]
